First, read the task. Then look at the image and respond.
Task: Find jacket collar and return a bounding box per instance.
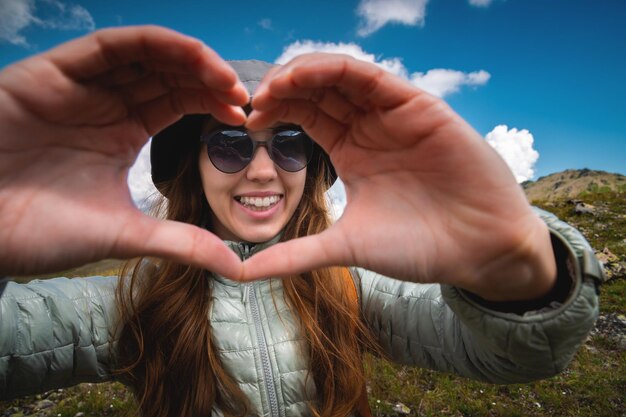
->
[224,232,283,261]
[211,233,283,286]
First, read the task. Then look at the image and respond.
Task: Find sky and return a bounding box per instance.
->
[1,0,625,212]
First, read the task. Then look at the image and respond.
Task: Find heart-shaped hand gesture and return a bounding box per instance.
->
[244,54,556,301]
[0,26,248,277]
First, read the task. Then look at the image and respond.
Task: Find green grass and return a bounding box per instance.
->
[601,279,626,314]
[532,191,626,256]
[365,330,625,417]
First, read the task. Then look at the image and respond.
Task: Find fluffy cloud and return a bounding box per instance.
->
[276,40,407,78]
[0,0,94,47]
[485,125,539,183]
[127,140,159,212]
[410,69,491,97]
[276,40,490,98]
[356,0,429,37]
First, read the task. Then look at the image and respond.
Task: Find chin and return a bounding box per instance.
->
[241,228,282,244]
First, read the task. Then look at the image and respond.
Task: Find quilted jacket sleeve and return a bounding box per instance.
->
[358,208,602,383]
[0,275,119,399]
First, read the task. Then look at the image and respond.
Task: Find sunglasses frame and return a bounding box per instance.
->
[200,127,314,174]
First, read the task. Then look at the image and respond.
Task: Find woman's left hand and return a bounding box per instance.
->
[243,53,556,301]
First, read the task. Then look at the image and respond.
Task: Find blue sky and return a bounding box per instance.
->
[1,0,625,196]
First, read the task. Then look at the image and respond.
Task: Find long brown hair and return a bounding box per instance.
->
[115,138,376,417]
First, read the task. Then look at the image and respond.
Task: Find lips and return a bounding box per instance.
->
[234,194,283,211]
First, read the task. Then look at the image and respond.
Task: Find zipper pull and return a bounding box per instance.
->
[238,243,253,305]
[239,242,252,260]
[241,283,250,304]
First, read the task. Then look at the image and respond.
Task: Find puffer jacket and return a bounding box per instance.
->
[0,208,603,416]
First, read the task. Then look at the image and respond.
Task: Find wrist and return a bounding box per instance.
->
[462,216,558,302]
[461,233,575,314]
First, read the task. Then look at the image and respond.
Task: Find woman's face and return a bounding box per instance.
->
[198,121,307,243]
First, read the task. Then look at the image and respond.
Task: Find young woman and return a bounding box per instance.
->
[0,27,602,417]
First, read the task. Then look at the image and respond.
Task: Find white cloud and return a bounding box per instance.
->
[410,68,491,97]
[276,40,490,98]
[258,18,272,30]
[276,40,408,78]
[0,0,94,47]
[128,140,159,212]
[0,0,35,46]
[356,0,429,37]
[485,125,539,183]
[35,0,94,30]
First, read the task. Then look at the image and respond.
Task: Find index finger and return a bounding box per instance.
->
[252,53,418,111]
[45,25,248,99]
[241,228,352,281]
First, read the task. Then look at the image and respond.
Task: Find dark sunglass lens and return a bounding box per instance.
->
[270,130,313,172]
[206,131,252,173]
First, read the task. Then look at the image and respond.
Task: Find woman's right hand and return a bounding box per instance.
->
[0,26,247,277]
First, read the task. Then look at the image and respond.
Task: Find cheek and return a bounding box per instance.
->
[287,172,307,206]
[199,157,235,207]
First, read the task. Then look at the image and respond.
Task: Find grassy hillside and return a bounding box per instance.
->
[522,168,626,202]
[2,175,625,417]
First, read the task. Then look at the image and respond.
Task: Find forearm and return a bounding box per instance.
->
[359,208,602,383]
[0,275,119,399]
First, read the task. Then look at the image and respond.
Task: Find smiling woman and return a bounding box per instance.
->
[197,124,308,243]
[0,26,602,417]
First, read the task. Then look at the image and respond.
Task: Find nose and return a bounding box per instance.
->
[246,144,277,182]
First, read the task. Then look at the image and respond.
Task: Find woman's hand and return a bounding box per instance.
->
[244,54,556,301]
[0,26,248,277]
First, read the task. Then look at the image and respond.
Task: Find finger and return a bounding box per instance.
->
[252,86,359,126]
[96,60,229,87]
[136,89,247,135]
[247,98,348,153]
[254,53,418,111]
[96,61,222,87]
[241,229,352,281]
[118,214,243,279]
[120,73,246,106]
[46,26,248,100]
[116,72,205,104]
[95,62,151,86]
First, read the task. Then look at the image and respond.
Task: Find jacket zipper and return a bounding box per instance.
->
[239,243,280,417]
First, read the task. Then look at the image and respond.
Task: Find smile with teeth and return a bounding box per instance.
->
[236,195,283,211]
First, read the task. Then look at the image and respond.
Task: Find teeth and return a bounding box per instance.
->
[239,195,281,208]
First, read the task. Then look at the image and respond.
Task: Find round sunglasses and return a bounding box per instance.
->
[200,128,314,173]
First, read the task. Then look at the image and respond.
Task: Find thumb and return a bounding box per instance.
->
[241,228,351,280]
[118,214,244,279]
